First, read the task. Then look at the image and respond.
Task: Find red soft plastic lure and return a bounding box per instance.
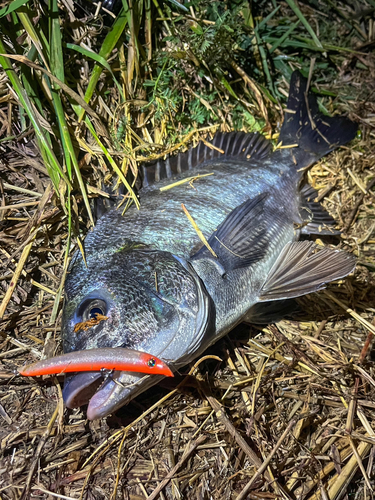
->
[18,347,173,378]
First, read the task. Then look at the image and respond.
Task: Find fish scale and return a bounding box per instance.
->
[58,72,358,420]
[88,157,295,258]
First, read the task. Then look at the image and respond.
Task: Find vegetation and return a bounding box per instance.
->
[0,1,374,499]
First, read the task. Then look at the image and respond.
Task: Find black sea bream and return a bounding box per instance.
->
[61,72,357,419]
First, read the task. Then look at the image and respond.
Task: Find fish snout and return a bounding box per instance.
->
[85,371,163,420]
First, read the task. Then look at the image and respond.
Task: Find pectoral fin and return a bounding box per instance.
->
[259,241,355,301]
[192,192,283,272]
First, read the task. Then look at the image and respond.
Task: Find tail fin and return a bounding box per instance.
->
[279,71,357,169]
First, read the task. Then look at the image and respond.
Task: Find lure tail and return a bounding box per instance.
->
[278,71,357,169]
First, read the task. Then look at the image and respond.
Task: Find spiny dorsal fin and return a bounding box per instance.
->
[259,241,356,301]
[191,192,285,273]
[141,132,272,188]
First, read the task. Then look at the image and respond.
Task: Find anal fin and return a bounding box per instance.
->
[259,241,355,302]
[246,299,299,324]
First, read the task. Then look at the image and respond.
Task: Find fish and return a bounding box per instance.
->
[61,71,357,420]
[18,347,174,378]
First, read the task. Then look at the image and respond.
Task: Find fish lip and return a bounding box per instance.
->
[62,370,161,419]
[63,371,103,409]
[86,372,163,420]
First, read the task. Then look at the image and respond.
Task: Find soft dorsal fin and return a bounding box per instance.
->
[259,241,356,301]
[140,132,272,188]
[191,192,284,273]
[299,184,339,235]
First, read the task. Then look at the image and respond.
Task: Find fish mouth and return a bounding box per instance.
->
[62,371,103,410]
[63,370,162,420]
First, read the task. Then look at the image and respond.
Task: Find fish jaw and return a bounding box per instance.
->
[62,368,162,419]
[63,370,159,418]
[63,371,103,409]
[85,372,162,420]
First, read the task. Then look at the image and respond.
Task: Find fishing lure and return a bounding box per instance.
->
[19,347,174,378]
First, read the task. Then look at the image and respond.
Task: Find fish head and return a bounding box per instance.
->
[61,244,213,419]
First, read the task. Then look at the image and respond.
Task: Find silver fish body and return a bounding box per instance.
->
[62,72,357,419]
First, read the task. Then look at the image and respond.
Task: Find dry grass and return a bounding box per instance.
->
[1,1,375,499]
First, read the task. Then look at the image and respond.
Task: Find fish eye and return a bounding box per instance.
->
[89,307,104,319]
[79,299,107,321]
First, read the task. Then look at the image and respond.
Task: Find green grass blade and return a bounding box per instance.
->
[17,10,50,66]
[266,35,363,55]
[53,93,94,225]
[0,37,70,191]
[0,0,29,18]
[254,28,274,97]
[295,37,362,54]
[49,0,64,86]
[3,54,102,120]
[269,20,300,53]
[21,45,45,115]
[66,42,124,99]
[256,82,277,104]
[219,75,239,100]
[151,0,171,36]
[85,116,140,210]
[49,0,67,177]
[66,43,115,74]
[77,9,128,122]
[255,5,280,31]
[49,0,93,224]
[283,0,323,49]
